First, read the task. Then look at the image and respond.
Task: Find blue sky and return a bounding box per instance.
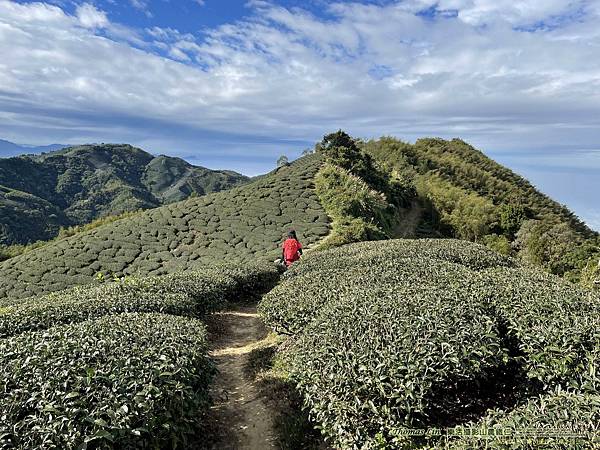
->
[0,0,599,231]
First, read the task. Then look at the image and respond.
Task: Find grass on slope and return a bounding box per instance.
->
[364,137,590,235]
[0,155,329,300]
[362,136,600,284]
[259,239,600,449]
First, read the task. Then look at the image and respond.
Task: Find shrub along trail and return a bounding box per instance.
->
[205,303,278,449]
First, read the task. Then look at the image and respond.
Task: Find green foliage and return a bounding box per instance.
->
[315,164,387,221]
[57,210,142,239]
[416,174,498,241]
[478,266,600,392]
[260,239,515,335]
[321,218,385,249]
[499,203,528,238]
[451,392,600,448]
[0,155,328,300]
[259,239,600,448]
[0,313,214,449]
[0,144,248,246]
[0,262,279,338]
[0,184,67,247]
[482,234,513,256]
[0,240,47,262]
[514,218,585,276]
[317,131,401,198]
[363,136,599,282]
[314,164,388,247]
[313,131,416,248]
[580,258,600,291]
[0,210,143,262]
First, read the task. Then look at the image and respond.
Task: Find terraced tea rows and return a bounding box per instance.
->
[0,262,279,338]
[259,239,600,448]
[0,262,279,449]
[0,155,329,300]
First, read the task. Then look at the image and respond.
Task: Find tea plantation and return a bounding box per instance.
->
[259,239,600,448]
[0,155,329,300]
[0,262,280,449]
[2,132,598,448]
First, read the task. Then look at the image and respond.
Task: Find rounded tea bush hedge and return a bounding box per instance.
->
[449,391,600,449]
[0,313,214,449]
[0,261,279,338]
[259,238,516,336]
[259,239,600,449]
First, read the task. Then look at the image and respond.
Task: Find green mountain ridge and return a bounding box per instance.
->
[0,144,248,245]
[364,137,593,237]
[359,136,599,282]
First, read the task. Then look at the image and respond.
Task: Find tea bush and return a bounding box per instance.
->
[284,238,515,278]
[449,391,600,449]
[478,266,600,392]
[284,274,507,448]
[259,239,599,448]
[259,239,516,335]
[0,261,279,338]
[0,155,329,300]
[0,313,214,449]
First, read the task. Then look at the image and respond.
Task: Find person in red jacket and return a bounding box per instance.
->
[281,230,303,267]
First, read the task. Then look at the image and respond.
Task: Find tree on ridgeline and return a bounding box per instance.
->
[277,155,289,167]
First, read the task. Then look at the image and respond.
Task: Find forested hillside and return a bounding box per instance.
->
[362,136,600,284]
[0,144,247,246]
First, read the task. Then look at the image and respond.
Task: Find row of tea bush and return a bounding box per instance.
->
[1,261,280,449]
[260,239,600,448]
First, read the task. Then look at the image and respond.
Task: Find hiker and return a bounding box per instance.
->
[281,230,303,267]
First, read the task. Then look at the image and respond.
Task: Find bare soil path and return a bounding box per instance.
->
[205,304,278,449]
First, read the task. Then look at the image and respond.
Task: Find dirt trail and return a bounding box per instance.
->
[205,304,278,449]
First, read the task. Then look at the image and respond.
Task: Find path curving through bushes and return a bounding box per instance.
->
[204,304,278,449]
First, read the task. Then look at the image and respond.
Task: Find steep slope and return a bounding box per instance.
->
[0,155,329,300]
[362,136,600,280]
[0,185,68,245]
[0,144,248,245]
[364,137,591,234]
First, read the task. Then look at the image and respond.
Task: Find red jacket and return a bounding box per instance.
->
[282,238,302,266]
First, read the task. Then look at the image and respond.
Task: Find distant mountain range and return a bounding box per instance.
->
[0,139,67,158]
[0,144,248,245]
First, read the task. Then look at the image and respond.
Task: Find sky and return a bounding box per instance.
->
[0,0,599,231]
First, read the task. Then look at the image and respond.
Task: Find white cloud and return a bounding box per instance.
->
[398,0,587,26]
[76,3,108,29]
[1,0,600,152]
[130,0,152,18]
